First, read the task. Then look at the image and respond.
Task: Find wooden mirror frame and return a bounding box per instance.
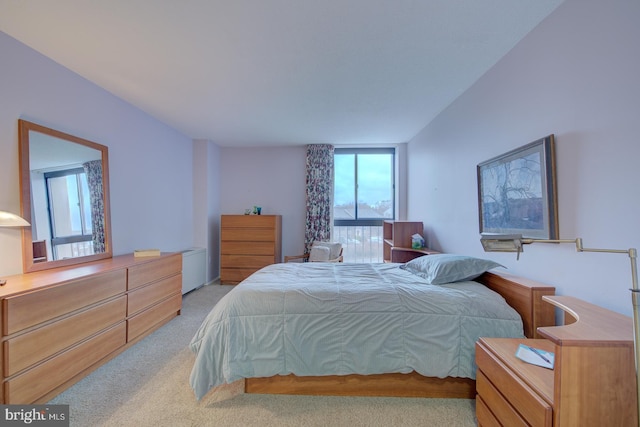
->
[18,119,113,272]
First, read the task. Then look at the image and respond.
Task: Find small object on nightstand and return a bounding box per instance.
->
[411,233,425,249]
[516,343,554,369]
[0,279,6,286]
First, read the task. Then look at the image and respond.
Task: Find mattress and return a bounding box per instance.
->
[189,262,524,400]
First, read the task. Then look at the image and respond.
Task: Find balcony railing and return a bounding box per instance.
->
[54,241,95,260]
[332,225,384,263]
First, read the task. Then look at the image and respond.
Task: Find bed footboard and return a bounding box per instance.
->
[245,372,475,398]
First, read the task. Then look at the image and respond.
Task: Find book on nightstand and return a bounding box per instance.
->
[134,248,161,257]
[515,344,555,369]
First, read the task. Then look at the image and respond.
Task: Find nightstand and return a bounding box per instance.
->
[476,295,638,426]
[476,338,554,426]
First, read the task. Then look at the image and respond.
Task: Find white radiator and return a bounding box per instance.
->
[181,247,206,294]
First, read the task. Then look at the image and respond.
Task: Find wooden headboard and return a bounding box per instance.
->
[475,271,556,338]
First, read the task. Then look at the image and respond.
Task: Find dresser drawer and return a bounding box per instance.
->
[220,268,255,284]
[4,296,127,377]
[476,342,552,427]
[221,228,276,242]
[4,322,126,404]
[128,275,181,316]
[221,255,273,270]
[127,293,181,341]
[476,370,528,426]
[128,254,181,290]
[3,269,126,335]
[476,395,501,427]
[221,215,277,228]
[221,241,275,255]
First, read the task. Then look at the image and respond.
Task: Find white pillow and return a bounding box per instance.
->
[399,254,504,285]
[311,242,342,260]
[309,245,330,262]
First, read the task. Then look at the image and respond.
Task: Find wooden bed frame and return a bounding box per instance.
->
[244,271,556,398]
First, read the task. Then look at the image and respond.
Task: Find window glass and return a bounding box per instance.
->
[334,154,355,220]
[45,168,94,260]
[333,148,395,263]
[356,153,393,220]
[334,148,395,223]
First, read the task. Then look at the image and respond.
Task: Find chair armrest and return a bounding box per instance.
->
[284,253,309,262]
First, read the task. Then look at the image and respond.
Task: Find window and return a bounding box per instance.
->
[44,168,95,259]
[333,147,395,262]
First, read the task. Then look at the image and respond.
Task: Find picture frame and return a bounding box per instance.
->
[477,135,558,239]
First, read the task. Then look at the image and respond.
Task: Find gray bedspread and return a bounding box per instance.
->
[189,262,524,400]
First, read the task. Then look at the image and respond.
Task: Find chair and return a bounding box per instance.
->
[285,242,343,263]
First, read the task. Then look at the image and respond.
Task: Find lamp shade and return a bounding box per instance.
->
[480,234,524,252]
[0,210,30,227]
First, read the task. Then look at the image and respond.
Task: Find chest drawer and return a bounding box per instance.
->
[476,342,552,427]
[220,268,255,284]
[4,296,127,377]
[221,215,277,228]
[476,395,501,427]
[128,254,181,290]
[221,242,275,255]
[3,269,126,335]
[221,254,274,269]
[477,370,528,426]
[221,228,276,242]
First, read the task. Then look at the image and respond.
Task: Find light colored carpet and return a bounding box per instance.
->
[49,284,477,427]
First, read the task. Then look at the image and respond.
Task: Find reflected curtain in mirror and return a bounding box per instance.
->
[82,159,105,253]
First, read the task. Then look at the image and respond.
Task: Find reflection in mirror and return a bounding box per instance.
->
[19,120,112,272]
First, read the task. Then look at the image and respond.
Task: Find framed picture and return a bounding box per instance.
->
[477,135,558,239]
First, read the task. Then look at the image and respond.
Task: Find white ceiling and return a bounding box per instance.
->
[29,132,102,172]
[0,1,563,147]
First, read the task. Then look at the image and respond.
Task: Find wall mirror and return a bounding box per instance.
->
[18,119,112,272]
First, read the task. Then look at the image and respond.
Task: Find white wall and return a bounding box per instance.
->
[407,0,640,316]
[220,146,307,260]
[0,31,197,276]
[193,139,221,282]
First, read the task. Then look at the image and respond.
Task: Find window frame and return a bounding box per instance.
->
[44,167,93,257]
[333,147,396,227]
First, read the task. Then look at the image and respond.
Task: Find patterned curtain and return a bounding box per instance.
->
[305,144,334,254]
[83,160,106,253]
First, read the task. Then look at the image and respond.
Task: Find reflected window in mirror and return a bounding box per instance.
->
[43,167,98,259]
[19,119,112,272]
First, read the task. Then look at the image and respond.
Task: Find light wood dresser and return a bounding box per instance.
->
[220,214,282,284]
[0,252,182,404]
[476,295,638,426]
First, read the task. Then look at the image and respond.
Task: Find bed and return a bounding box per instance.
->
[189,255,555,400]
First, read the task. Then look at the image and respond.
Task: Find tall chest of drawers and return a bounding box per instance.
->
[220,215,282,284]
[0,252,182,403]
